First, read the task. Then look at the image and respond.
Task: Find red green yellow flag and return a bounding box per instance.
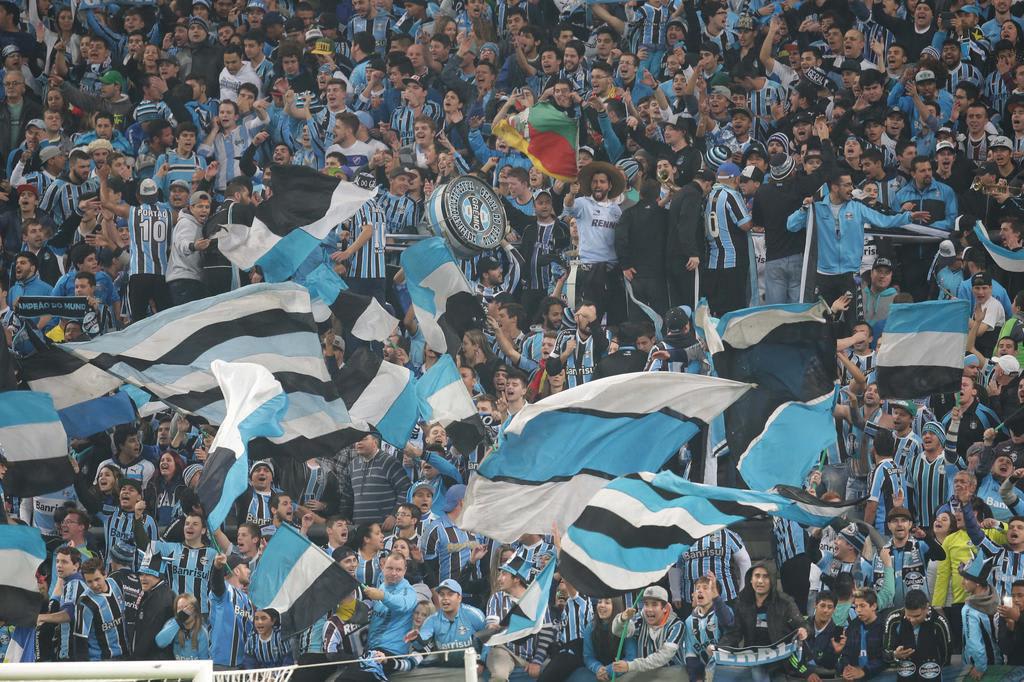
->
[493,102,579,182]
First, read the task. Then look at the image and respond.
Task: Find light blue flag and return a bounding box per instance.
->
[0,525,47,628]
[487,554,557,646]
[400,237,479,355]
[974,221,1024,273]
[0,392,73,497]
[197,361,288,533]
[415,354,484,454]
[560,471,858,595]
[250,523,359,636]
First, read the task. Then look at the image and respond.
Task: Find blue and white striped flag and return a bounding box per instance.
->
[250,523,360,637]
[400,237,484,355]
[559,471,859,596]
[0,391,73,497]
[974,221,1024,272]
[487,555,557,647]
[876,299,969,399]
[215,165,375,282]
[197,361,288,532]
[416,354,485,454]
[335,347,419,448]
[0,525,46,628]
[304,264,398,341]
[710,301,837,491]
[457,372,752,542]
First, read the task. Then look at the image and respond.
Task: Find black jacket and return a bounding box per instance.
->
[665,182,705,266]
[615,199,667,279]
[0,96,42,168]
[721,566,807,648]
[133,580,175,660]
[883,607,951,679]
[593,346,648,380]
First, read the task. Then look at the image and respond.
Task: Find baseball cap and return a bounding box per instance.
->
[305,27,324,41]
[915,69,936,83]
[263,11,284,24]
[170,179,191,191]
[246,0,266,9]
[972,271,993,286]
[709,85,732,98]
[840,58,861,73]
[189,190,211,206]
[402,74,427,88]
[39,145,63,162]
[437,579,463,595]
[443,484,466,513]
[578,145,596,157]
[15,183,36,196]
[938,239,956,258]
[735,14,755,30]
[958,3,982,14]
[1,44,19,58]
[138,178,159,197]
[976,161,999,176]
[739,165,764,182]
[716,161,741,178]
[99,70,124,88]
[990,135,1013,150]
[311,39,333,56]
[25,118,43,131]
[873,256,894,270]
[935,140,956,153]
[642,586,670,603]
[998,354,1022,375]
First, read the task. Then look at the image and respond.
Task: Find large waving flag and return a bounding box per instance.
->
[335,347,419,448]
[250,523,360,637]
[55,391,137,439]
[400,237,484,355]
[0,391,74,497]
[416,354,485,453]
[559,471,859,596]
[876,299,969,399]
[305,264,398,341]
[0,525,46,627]
[487,555,557,647]
[215,165,375,283]
[457,373,752,542]
[974,221,1024,272]
[198,361,288,532]
[710,301,837,491]
[20,284,366,458]
[493,102,579,181]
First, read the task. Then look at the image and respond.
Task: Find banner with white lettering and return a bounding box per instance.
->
[15,297,89,320]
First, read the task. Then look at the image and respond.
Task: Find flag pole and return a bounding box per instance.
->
[611,592,645,682]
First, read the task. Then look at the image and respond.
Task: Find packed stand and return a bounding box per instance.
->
[6,0,1024,677]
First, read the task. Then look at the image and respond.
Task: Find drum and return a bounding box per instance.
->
[424,175,508,259]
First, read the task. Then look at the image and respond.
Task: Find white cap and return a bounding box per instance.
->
[998,355,1021,375]
[139,178,159,197]
[642,585,669,603]
[938,239,956,258]
[990,135,1013,150]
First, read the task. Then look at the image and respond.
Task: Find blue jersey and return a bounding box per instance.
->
[346,13,392,54]
[245,628,293,668]
[54,574,87,660]
[74,578,127,661]
[40,176,99,226]
[209,582,254,668]
[128,202,172,276]
[419,605,486,655]
[344,199,388,280]
[868,459,907,533]
[356,551,382,586]
[147,541,217,614]
[679,529,746,602]
[154,151,206,195]
[49,543,96,599]
[627,3,670,52]
[557,595,592,645]
[905,449,957,529]
[705,184,751,269]
[419,512,473,583]
[772,517,806,567]
[104,510,157,570]
[390,102,442,146]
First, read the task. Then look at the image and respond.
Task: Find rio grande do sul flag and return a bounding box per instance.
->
[493,102,579,181]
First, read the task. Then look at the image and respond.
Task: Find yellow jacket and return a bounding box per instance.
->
[932,527,1007,607]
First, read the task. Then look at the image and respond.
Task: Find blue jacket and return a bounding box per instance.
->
[583,621,637,678]
[368,578,418,654]
[8,272,52,307]
[893,179,958,232]
[786,200,912,275]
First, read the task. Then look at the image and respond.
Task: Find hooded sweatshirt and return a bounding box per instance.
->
[167,211,206,283]
[963,588,1001,672]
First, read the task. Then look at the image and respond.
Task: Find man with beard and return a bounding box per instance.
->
[546,300,610,389]
[644,306,704,373]
[564,161,626,324]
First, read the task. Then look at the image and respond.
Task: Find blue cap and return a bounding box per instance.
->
[355,110,374,129]
[957,3,982,14]
[443,484,466,513]
[246,0,267,9]
[964,354,981,368]
[437,578,463,595]
[716,161,741,178]
[499,555,533,583]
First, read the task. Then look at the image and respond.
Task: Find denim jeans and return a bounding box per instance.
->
[764,253,804,304]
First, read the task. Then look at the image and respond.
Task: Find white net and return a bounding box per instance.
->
[212,666,294,682]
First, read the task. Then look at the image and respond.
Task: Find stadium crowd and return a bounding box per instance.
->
[7,0,1024,677]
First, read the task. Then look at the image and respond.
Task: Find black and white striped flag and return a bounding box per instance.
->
[20,283,367,458]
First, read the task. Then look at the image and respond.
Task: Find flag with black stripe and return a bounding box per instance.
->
[876,300,969,399]
[457,373,752,543]
[334,346,418,448]
[0,391,74,497]
[415,354,486,454]
[709,301,837,491]
[215,165,375,283]
[0,525,46,627]
[558,471,859,596]
[250,523,360,637]
[19,283,367,459]
[400,237,485,355]
[305,264,398,342]
[198,360,288,532]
